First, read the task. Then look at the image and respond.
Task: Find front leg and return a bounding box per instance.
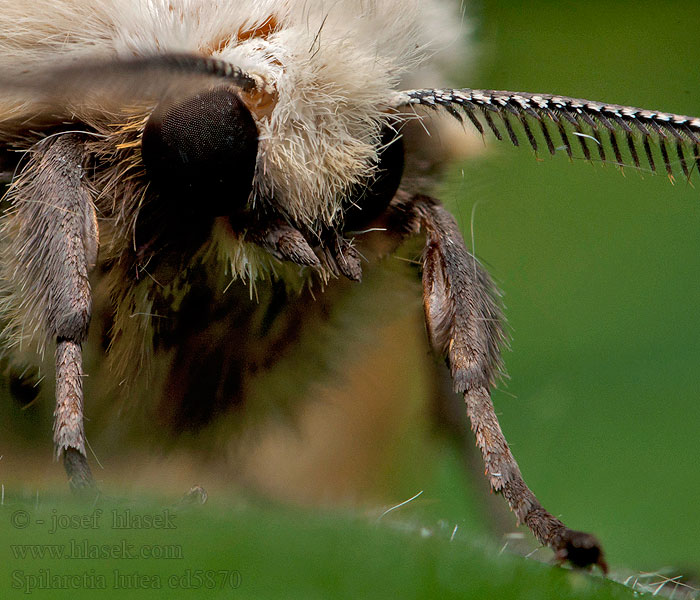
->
[387,192,607,573]
[3,134,98,492]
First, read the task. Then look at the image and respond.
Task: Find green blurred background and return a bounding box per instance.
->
[1,1,699,597]
[441,0,700,572]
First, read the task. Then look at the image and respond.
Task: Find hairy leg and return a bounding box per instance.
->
[385,192,607,572]
[6,134,98,492]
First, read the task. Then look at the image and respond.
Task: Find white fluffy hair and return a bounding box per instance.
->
[0,0,467,228]
[0,0,470,365]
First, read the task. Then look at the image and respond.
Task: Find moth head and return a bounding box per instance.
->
[134,67,408,255]
[0,46,421,282]
[0,0,469,288]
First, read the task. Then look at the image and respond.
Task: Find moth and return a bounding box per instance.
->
[1,0,698,574]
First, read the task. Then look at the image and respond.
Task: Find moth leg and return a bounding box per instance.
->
[386,192,607,573]
[427,362,515,537]
[321,232,363,282]
[7,134,99,492]
[244,219,320,268]
[56,342,95,492]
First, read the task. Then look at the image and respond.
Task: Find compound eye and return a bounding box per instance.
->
[141,87,258,217]
[343,125,404,231]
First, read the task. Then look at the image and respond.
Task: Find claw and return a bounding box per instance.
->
[555,529,608,574]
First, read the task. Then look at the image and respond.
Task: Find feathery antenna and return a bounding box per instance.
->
[0,53,257,104]
[394,89,700,180]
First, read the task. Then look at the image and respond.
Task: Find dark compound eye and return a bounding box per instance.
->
[141,86,259,217]
[343,125,404,232]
